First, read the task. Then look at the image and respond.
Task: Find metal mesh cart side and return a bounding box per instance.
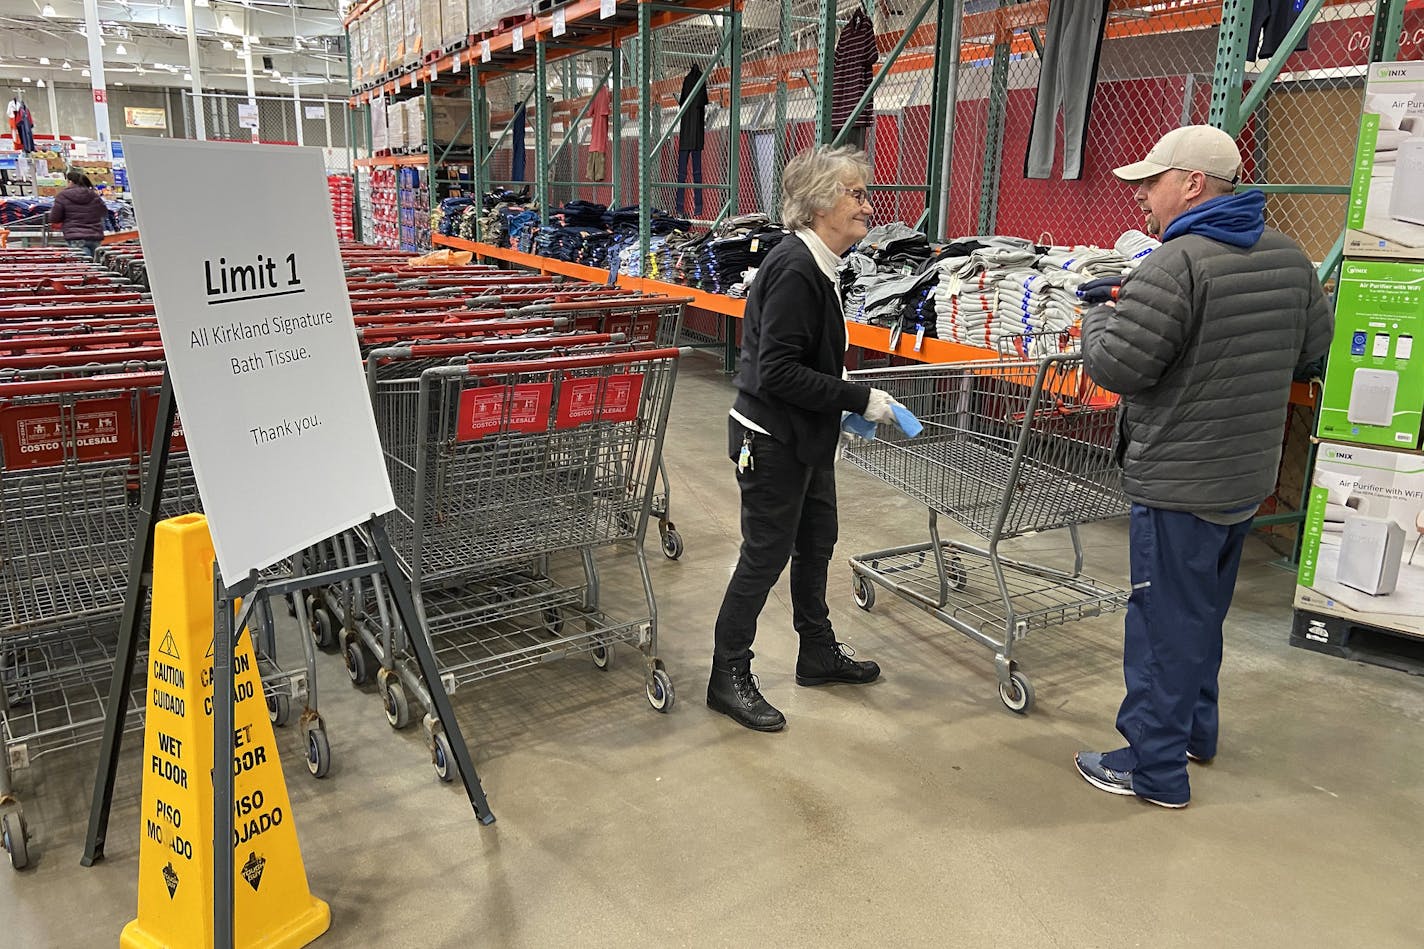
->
[842,352,1131,713]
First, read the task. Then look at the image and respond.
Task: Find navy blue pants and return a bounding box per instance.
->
[1101,505,1253,804]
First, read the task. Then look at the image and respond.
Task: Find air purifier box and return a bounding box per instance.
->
[1317,259,1424,450]
[1296,442,1424,640]
[1344,60,1424,260]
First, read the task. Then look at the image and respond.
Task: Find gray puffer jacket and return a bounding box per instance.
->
[1081,229,1333,514]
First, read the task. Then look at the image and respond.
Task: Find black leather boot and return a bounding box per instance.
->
[796,640,881,687]
[707,660,785,731]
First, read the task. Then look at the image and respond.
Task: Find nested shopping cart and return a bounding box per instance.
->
[0,367,182,870]
[843,352,1130,713]
[354,343,684,781]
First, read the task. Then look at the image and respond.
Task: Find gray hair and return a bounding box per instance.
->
[780,145,873,229]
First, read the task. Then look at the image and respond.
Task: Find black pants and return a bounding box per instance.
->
[713,419,839,667]
[676,148,704,217]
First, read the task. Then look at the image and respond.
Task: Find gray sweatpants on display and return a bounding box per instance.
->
[1024,0,1110,180]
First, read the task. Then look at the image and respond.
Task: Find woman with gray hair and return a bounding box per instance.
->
[707,144,901,732]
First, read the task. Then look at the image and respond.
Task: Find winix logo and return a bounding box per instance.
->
[1333,451,1354,460]
[1379,68,1408,78]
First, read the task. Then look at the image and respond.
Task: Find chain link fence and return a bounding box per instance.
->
[180,91,351,152]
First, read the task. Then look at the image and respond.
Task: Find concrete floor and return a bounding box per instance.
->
[5,356,1423,947]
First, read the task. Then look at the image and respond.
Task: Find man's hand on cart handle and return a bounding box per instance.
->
[864,387,899,424]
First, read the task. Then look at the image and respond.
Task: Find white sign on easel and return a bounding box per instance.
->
[123,138,395,585]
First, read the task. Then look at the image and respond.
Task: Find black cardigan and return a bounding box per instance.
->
[731,236,872,467]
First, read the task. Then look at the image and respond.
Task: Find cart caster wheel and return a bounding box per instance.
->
[304,724,332,778]
[948,555,967,591]
[660,528,684,560]
[310,606,337,651]
[3,813,29,871]
[592,643,611,670]
[432,731,455,783]
[542,608,564,634]
[267,692,292,728]
[383,679,412,730]
[646,669,674,712]
[344,639,372,685]
[852,575,875,611]
[998,671,1035,714]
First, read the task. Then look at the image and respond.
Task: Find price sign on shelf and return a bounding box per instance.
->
[512,26,524,52]
[601,0,615,19]
[481,39,491,62]
[452,52,461,71]
[553,8,566,36]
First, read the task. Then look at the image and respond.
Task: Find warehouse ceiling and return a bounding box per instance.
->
[0,0,349,93]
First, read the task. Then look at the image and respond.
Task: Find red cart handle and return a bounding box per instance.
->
[0,370,165,396]
[465,347,682,376]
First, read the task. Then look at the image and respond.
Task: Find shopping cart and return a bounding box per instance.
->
[0,367,178,870]
[842,352,1129,713]
[354,345,684,780]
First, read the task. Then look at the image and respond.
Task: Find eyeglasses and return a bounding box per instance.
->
[841,186,871,206]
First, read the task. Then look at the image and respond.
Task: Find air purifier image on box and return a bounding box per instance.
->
[1390,138,1424,225]
[1347,367,1400,426]
[1336,515,1406,595]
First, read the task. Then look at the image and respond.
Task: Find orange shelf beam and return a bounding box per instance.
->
[354,154,437,167]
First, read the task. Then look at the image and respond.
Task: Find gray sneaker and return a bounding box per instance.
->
[1074,751,1188,809]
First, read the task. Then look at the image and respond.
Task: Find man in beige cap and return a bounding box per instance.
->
[1074,125,1333,808]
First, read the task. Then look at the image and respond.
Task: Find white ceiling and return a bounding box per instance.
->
[0,0,350,93]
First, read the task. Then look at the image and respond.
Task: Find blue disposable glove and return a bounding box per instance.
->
[841,404,923,440]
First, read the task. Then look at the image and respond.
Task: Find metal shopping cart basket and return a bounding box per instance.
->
[357,345,684,780]
[842,351,1129,713]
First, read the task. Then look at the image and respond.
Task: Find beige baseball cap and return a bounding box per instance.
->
[1113,125,1244,183]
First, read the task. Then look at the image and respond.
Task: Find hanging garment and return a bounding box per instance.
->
[676,147,704,217]
[511,103,527,182]
[586,86,612,181]
[678,66,710,153]
[831,9,878,133]
[15,103,35,153]
[1024,0,1110,180]
[1247,0,1311,59]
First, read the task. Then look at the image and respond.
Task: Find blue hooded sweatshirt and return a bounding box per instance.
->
[1160,189,1266,248]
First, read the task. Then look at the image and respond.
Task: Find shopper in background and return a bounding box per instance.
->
[1076,125,1333,806]
[707,144,898,732]
[49,170,107,260]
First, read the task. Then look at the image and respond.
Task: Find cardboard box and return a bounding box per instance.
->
[1344,60,1424,260]
[421,0,443,55]
[387,100,408,150]
[1295,441,1424,640]
[404,0,423,61]
[442,0,468,50]
[1316,258,1424,450]
[429,97,470,145]
[371,98,390,151]
[404,98,426,149]
[386,0,405,66]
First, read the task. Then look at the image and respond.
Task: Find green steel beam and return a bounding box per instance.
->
[535,40,550,217]
[1234,0,1326,135]
[925,0,964,240]
[471,64,484,206]
[721,7,743,229]
[1209,0,1252,132]
[816,0,836,144]
[1371,0,1407,60]
[611,39,623,207]
[772,0,792,215]
[977,3,1012,235]
[638,0,652,265]
[832,0,936,148]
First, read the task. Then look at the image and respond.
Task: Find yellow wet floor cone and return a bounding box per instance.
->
[121,514,330,949]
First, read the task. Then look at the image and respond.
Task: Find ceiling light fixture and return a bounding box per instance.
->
[81,68,90,76]
[184,72,192,80]
[220,13,237,33]
[39,57,50,65]
[116,43,127,55]
[222,39,234,50]
[41,4,56,16]
[37,79,45,88]
[22,77,31,83]
[62,60,72,70]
